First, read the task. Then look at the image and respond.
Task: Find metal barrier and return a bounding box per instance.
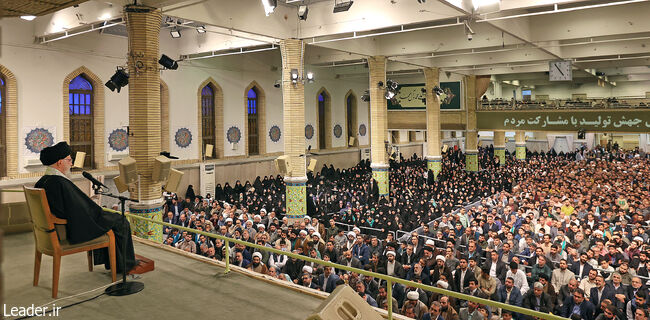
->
[333,221,396,239]
[110,207,567,320]
[397,198,484,243]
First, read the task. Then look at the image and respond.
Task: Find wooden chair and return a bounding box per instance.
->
[23,186,117,298]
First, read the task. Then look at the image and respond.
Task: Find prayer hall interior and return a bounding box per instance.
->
[0,0,649,319]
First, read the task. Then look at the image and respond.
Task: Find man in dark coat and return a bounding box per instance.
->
[522,282,555,316]
[562,288,595,320]
[590,274,616,316]
[34,142,137,272]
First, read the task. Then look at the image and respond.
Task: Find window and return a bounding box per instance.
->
[0,75,5,176]
[318,93,326,150]
[317,89,331,150]
[346,92,357,147]
[68,75,94,169]
[247,88,259,155]
[201,84,215,157]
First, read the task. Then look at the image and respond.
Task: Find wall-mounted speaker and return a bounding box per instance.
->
[152,155,171,183]
[118,156,138,185]
[307,159,318,172]
[73,151,86,168]
[442,144,449,153]
[306,285,383,320]
[274,155,290,175]
[113,175,129,193]
[164,168,184,194]
[205,144,214,158]
[348,137,356,146]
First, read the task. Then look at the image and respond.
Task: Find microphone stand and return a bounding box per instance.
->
[92,183,144,296]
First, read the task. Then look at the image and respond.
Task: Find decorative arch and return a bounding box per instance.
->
[0,64,17,178]
[62,66,104,170]
[243,81,266,156]
[160,79,170,152]
[345,90,358,148]
[197,77,224,159]
[316,87,332,150]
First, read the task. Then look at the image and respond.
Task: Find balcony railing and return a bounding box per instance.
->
[479,98,649,111]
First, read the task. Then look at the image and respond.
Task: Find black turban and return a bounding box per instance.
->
[40,141,71,166]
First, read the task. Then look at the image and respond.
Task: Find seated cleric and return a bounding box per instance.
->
[34,141,137,273]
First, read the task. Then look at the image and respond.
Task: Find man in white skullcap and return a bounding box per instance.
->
[247,251,268,274]
[402,290,427,319]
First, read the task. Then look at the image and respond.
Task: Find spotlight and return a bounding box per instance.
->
[385,91,395,100]
[196,25,206,33]
[464,20,475,41]
[361,90,370,102]
[377,81,384,87]
[433,86,444,96]
[386,79,398,90]
[290,69,299,84]
[333,0,354,13]
[20,15,37,21]
[262,0,277,16]
[170,28,181,38]
[417,0,425,3]
[298,5,309,20]
[105,68,129,93]
[274,80,281,88]
[158,54,178,70]
[306,71,314,83]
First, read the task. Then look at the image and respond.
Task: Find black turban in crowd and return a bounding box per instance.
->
[40,141,71,166]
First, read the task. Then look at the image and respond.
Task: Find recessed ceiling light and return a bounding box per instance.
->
[98,13,112,20]
[170,29,181,38]
[20,15,37,21]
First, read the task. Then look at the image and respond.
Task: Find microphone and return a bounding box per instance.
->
[82,171,108,189]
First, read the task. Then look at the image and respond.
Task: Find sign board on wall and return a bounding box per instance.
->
[476,110,650,132]
[388,82,461,110]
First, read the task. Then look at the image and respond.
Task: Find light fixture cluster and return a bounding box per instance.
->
[361,90,370,102]
[288,69,315,85]
[105,68,129,93]
[262,0,351,18]
[262,0,278,16]
[106,54,180,93]
[165,16,206,38]
[385,80,399,99]
[420,86,444,104]
[333,0,354,13]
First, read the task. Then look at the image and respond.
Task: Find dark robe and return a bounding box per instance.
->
[35,174,136,271]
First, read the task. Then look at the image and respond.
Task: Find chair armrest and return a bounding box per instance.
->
[52,217,67,225]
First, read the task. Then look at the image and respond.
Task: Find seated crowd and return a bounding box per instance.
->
[159,145,649,320]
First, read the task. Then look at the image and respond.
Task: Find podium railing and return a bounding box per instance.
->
[109,207,568,320]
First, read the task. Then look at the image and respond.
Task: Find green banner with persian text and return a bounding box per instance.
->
[476,110,650,132]
[388,82,461,110]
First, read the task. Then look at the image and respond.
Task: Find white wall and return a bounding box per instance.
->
[489,80,650,100]
[0,17,371,175]
[1,18,130,173]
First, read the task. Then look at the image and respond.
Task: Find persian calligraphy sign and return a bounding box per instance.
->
[476,110,650,132]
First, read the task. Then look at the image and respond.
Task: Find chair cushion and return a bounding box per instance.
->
[39,234,110,255]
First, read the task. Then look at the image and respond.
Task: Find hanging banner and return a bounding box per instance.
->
[388,82,461,110]
[476,110,650,132]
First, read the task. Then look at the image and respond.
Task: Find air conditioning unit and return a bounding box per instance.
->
[200,163,215,197]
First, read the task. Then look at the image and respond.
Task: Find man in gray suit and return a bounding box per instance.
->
[459,300,484,320]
